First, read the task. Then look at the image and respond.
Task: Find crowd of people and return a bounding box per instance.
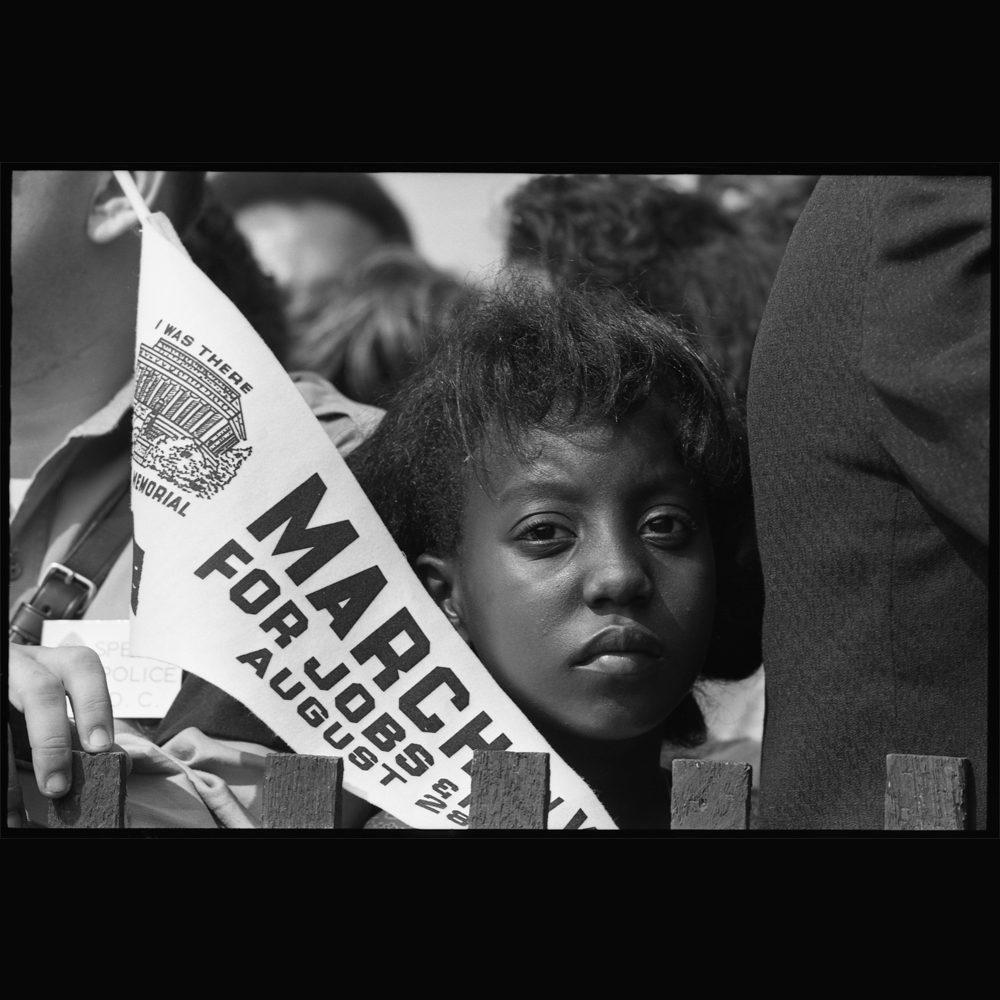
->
[7,169,990,831]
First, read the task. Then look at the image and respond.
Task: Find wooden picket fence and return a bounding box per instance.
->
[40,750,974,831]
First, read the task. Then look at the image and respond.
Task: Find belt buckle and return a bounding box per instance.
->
[43,562,98,616]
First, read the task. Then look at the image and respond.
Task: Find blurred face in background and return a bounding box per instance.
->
[11,170,141,379]
[233,199,384,318]
[13,171,96,328]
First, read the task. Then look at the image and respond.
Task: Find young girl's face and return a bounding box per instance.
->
[422,399,716,743]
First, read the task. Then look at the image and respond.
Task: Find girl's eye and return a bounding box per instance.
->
[515,520,574,544]
[642,513,694,546]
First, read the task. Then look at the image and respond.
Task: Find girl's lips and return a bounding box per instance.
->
[573,626,666,676]
[575,651,661,677]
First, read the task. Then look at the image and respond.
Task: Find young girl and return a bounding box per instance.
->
[348,278,763,829]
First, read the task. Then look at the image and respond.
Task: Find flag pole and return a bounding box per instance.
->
[113,170,152,224]
[114,170,191,257]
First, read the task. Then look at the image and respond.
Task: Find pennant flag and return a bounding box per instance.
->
[121,182,616,829]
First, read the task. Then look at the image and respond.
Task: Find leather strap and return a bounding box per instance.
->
[9,475,133,645]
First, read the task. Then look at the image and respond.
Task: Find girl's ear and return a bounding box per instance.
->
[414,553,471,645]
[87,171,167,244]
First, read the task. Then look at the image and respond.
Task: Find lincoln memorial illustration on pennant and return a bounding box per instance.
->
[133,338,252,499]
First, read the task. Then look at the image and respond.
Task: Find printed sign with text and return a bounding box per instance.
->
[41,619,182,718]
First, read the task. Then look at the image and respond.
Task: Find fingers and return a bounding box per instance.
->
[6,726,26,829]
[60,649,115,753]
[8,644,115,799]
[10,647,74,797]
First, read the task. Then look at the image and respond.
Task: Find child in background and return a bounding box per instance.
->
[348,279,763,828]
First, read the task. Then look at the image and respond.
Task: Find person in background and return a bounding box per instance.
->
[210,171,413,334]
[8,170,381,828]
[9,171,204,824]
[748,175,989,829]
[505,173,778,402]
[286,245,469,406]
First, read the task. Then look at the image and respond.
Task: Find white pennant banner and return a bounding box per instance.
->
[124,202,615,830]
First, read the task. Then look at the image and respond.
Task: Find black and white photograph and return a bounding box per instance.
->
[6,167,993,834]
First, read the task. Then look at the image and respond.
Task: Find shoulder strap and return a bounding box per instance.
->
[9,475,133,645]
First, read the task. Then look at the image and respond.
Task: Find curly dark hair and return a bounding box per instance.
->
[505,174,779,401]
[349,276,763,746]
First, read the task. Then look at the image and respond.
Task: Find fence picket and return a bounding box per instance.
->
[469,750,549,829]
[262,753,343,829]
[670,759,752,830]
[884,754,972,831]
[47,750,128,829]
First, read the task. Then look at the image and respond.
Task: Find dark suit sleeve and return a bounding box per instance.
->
[861,175,990,545]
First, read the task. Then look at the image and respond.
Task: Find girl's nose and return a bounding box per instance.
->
[581,534,655,608]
